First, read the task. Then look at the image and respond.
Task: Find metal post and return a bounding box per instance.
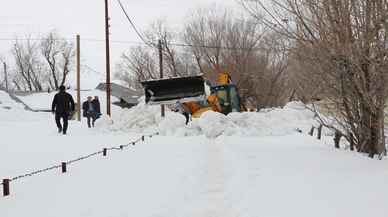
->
[3,179,10,197]
[103,148,107,156]
[317,124,323,140]
[76,35,81,121]
[3,62,8,92]
[158,40,165,117]
[61,162,67,173]
[105,0,111,116]
[309,126,315,136]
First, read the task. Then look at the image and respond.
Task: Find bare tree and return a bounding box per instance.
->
[12,38,44,91]
[184,6,289,108]
[115,46,157,89]
[243,0,388,157]
[116,6,291,109]
[41,31,75,90]
[115,20,196,88]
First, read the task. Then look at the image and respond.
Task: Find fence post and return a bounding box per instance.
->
[3,179,10,197]
[132,142,136,146]
[61,162,67,173]
[103,148,107,156]
[142,136,145,141]
[334,130,342,149]
[120,145,123,150]
[309,126,315,136]
[317,125,323,140]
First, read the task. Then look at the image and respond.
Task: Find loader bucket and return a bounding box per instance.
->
[141,76,206,105]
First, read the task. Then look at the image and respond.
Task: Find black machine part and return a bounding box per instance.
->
[141,76,206,105]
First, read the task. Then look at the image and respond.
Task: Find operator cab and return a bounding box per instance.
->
[211,85,241,115]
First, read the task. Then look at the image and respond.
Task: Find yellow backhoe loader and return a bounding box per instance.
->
[141,72,245,118]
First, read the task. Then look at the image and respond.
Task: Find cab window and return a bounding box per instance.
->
[229,87,240,112]
[216,89,227,106]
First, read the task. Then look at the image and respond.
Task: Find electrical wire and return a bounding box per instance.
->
[116,0,154,47]
[0,37,147,46]
[0,36,262,51]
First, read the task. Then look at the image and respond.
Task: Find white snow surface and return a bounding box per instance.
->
[0,91,24,111]
[1,90,388,217]
[97,100,320,138]
[18,89,120,113]
[0,91,45,122]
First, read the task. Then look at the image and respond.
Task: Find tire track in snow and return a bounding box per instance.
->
[200,139,240,217]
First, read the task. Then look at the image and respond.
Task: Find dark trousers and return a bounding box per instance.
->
[183,112,190,125]
[55,113,69,133]
[86,113,97,128]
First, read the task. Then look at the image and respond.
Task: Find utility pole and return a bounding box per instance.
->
[3,62,8,92]
[76,35,81,122]
[158,39,165,117]
[105,0,111,116]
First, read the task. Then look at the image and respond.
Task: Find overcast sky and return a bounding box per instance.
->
[0,0,240,84]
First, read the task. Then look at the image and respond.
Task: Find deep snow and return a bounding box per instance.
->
[1,90,388,217]
[96,99,324,138]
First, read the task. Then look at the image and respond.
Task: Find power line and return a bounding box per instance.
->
[114,1,262,51]
[0,37,262,51]
[168,42,261,51]
[0,37,147,45]
[116,0,154,47]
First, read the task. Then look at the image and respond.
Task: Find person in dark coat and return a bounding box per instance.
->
[82,96,98,128]
[51,85,75,135]
[92,96,101,120]
[174,102,190,125]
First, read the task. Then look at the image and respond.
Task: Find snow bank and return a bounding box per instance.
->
[0,90,50,122]
[0,91,25,110]
[0,91,29,121]
[97,100,320,138]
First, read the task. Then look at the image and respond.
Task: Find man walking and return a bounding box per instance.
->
[51,85,75,135]
[82,96,97,128]
[92,96,101,120]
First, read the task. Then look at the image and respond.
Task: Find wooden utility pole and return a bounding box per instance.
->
[76,35,81,121]
[3,62,8,92]
[105,0,111,116]
[158,39,165,117]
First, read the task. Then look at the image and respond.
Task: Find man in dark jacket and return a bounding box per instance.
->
[51,85,75,135]
[92,96,101,119]
[82,96,99,128]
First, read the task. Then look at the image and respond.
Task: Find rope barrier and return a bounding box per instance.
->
[2,132,159,197]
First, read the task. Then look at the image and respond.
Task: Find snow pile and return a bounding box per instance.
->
[96,99,163,134]
[197,111,238,138]
[98,100,319,138]
[225,101,317,136]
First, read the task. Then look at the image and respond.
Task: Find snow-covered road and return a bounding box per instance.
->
[1,90,388,217]
[3,130,388,216]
